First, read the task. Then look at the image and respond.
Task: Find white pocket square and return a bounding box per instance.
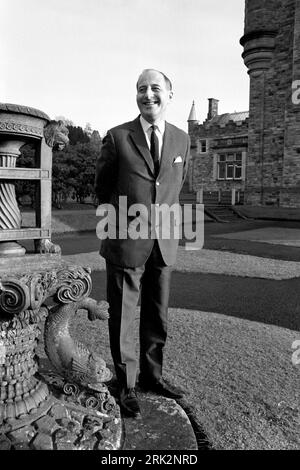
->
[173,156,183,163]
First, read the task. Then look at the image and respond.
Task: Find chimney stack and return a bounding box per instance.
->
[207,98,219,120]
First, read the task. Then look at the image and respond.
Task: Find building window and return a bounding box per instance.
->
[217,153,242,180]
[198,139,208,153]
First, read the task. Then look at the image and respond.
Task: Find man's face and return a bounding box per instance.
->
[136,70,173,123]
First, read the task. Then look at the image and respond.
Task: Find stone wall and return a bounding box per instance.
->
[282,0,300,206]
[243,0,281,32]
[188,119,248,200]
[187,0,300,208]
[242,0,300,207]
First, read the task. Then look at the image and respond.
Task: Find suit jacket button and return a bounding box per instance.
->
[156,181,160,186]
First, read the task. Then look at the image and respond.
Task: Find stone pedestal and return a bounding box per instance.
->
[0,103,121,450]
[0,255,122,450]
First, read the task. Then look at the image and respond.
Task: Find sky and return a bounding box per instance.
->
[0,0,249,136]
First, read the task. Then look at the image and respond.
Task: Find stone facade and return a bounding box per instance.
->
[188,0,300,208]
[240,0,300,207]
[187,100,248,206]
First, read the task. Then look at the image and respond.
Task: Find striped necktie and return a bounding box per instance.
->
[150,125,160,176]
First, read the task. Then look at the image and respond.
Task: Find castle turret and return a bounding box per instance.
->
[240,0,278,78]
[240,0,300,208]
[187,101,199,132]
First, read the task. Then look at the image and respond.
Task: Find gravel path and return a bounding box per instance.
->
[213,227,300,247]
[63,247,300,280]
[70,307,300,450]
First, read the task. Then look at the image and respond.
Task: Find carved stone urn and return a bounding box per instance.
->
[0,104,52,256]
[0,104,121,450]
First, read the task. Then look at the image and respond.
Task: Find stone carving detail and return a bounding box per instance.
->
[43,372,116,416]
[0,279,30,316]
[0,102,120,449]
[43,120,69,150]
[62,380,116,414]
[0,267,114,433]
[29,272,58,311]
[0,103,49,119]
[55,266,92,303]
[0,265,92,315]
[0,307,50,423]
[44,297,112,391]
[0,183,21,229]
[34,238,61,255]
[0,153,22,230]
[0,264,119,448]
[0,121,44,138]
[240,30,277,77]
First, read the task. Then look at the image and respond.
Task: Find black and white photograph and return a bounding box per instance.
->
[0,0,300,455]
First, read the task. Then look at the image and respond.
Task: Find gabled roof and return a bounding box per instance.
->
[208,111,249,126]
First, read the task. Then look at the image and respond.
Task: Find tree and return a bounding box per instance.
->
[16,144,36,207]
[84,122,93,137]
[55,116,74,127]
[16,121,102,210]
[90,130,102,149]
[67,125,90,145]
[52,137,101,208]
[52,146,75,208]
[65,142,100,203]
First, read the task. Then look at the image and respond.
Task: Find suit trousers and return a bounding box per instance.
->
[106,241,172,389]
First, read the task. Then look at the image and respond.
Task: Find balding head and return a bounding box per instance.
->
[136,69,172,91]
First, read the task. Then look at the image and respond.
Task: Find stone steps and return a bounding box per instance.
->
[204,205,243,222]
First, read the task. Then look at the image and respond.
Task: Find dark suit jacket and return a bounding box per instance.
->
[94,116,190,267]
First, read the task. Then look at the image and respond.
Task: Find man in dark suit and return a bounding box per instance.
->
[95,69,190,417]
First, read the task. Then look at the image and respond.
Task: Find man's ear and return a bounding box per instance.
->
[169,90,174,101]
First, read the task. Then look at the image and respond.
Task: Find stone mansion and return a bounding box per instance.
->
[187,0,300,209]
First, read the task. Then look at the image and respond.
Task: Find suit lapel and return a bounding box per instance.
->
[129,117,155,175]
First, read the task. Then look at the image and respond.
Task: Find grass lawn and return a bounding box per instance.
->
[68,307,300,450]
[39,226,300,450]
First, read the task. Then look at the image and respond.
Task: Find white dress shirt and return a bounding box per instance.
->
[139,115,165,160]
